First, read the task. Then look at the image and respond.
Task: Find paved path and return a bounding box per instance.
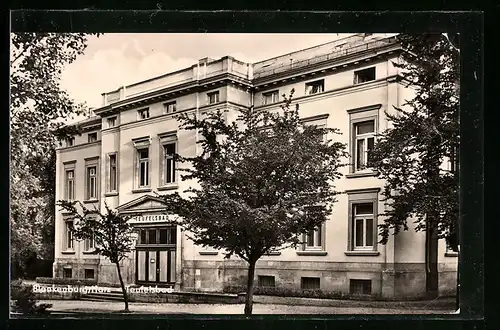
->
[37,300,455,315]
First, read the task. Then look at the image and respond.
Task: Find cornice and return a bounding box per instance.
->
[346,103,383,114]
[344,187,381,194]
[95,73,252,117]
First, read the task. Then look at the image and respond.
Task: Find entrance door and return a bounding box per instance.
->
[135,225,177,285]
[136,249,176,284]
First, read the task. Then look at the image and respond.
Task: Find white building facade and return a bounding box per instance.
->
[54,33,458,299]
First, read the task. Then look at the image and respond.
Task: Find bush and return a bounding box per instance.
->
[223,285,349,300]
[36,277,97,286]
[10,281,52,315]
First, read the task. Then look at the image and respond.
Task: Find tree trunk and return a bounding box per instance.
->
[115,262,129,312]
[425,224,439,298]
[244,261,257,315]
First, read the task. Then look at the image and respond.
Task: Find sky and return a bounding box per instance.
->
[60,33,354,109]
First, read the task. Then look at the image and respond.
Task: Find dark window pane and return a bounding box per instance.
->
[367,137,375,166]
[148,229,156,244]
[140,149,148,158]
[160,229,168,244]
[165,144,175,155]
[85,269,94,279]
[140,229,147,244]
[307,230,314,246]
[367,137,375,150]
[365,219,374,246]
[63,268,72,278]
[350,279,372,295]
[166,160,172,183]
[170,227,177,245]
[258,276,275,287]
[356,139,365,169]
[301,277,320,290]
[316,227,322,247]
[355,219,364,246]
[356,121,375,135]
[355,203,373,215]
[140,164,145,186]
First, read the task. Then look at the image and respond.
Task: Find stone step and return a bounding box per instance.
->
[82,292,125,301]
[80,296,124,302]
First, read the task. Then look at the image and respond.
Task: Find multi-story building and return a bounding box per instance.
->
[54,33,458,299]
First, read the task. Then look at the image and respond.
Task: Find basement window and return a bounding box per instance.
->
[354,67,376,84]
[349,279,372,295]
[258,275,276,287]
[301,277,320,290]
[84,269,95,279]
[63,268,72,279]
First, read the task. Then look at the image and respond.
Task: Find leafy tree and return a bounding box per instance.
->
[159,90,347,315]
[10,279,52,315]
[57,200,134,312]
[370,33,460,298]
[10,33,97,276]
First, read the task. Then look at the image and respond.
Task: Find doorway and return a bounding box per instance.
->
[135,225,177,285]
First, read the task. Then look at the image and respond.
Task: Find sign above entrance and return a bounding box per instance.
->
[128,214,176,224]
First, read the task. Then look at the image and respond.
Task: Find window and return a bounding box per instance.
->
[65,221,74,250]
[107,117,117,128]
[66,137,75,147]
[347,104,380,174]
[354,67,376,84]
[302,206,325,252]
[65,170,75,201]
[305,79,324,95]
[354,120,375,170]
[347,189,379,253]
[84,269,95,279]
[138,226,177,245]
[132,137,151,190]
[306,227,323,249]
[108,154,117,192]
[301,277,320,290]
[350,279,372,295]
[164,143,176,184]
[138,108,150,120]
[164,101,177,114]
[84,234,95,251]
[86,166,97,200]
[353,203,374,249]
[138,149,149,187]
[88,132,97,143]
[63,268,72,279]
[263,90,279,105]
[207,91,220,104]
[84,157,99,200]
[258,276,275,287]
[159,132,178,188]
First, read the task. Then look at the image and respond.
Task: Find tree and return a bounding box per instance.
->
[10,33,97,276]
[159,90,347,315]
[369,33,460,299]
[56,200,134,312]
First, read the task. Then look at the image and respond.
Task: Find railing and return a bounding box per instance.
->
[253,36,399,79]
[125,76,195,99]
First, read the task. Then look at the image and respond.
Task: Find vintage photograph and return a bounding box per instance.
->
[10,32,461,316]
